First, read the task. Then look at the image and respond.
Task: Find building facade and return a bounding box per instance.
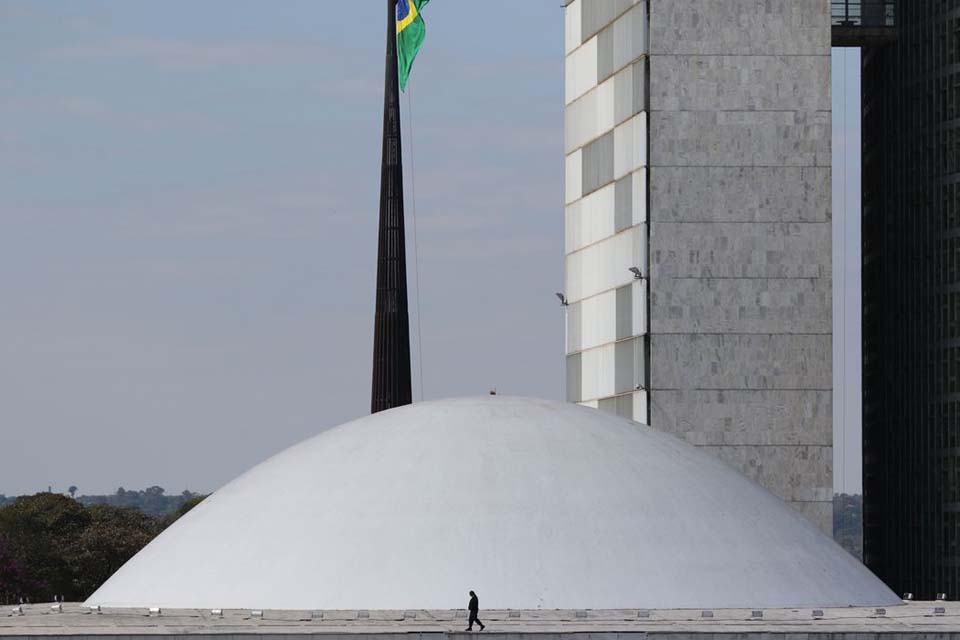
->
[564,0,834,532]
[861,1,960,600]
[564,0,649,423]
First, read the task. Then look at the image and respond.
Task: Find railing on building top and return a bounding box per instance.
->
[832,0,895,28]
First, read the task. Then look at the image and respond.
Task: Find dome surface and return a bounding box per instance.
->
[88,396,898,610]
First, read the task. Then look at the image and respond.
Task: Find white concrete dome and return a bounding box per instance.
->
[88,396,898,610]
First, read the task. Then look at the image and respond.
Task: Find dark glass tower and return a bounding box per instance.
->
[861,1,960,598]
[371,0,413,413]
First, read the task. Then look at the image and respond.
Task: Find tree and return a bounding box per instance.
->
[0,493,91,601]
[0,535,42,605]
[68,505,156,598]
[156,495,206,532]
[833,493,863,560]
[68,486,77,499]
[0,491,210,603]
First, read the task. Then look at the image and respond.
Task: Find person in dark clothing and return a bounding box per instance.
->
[466,590,485,631]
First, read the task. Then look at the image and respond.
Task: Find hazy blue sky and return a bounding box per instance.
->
[0,2,862,496]
[832,48,861,495]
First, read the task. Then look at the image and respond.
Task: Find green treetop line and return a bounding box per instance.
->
[0,490,206,604]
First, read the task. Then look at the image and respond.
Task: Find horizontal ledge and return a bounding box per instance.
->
[649,52,832,58]
[650,220,829,225]
[650,387,833,391]
[650,276,828,281]
[689,444,833,449]
[649,109,832,114]
[650,166,829,170]
[649,332,831,335]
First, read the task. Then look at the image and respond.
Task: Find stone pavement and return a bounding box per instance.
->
[3,601,960,638]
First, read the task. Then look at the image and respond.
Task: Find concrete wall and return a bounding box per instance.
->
[646,0,833,532]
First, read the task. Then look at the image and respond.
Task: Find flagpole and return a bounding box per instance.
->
[371,0,413,414]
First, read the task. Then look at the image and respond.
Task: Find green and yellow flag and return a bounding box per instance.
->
[396,0,429,91]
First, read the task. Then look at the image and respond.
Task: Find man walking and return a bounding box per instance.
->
[466,590,485,631]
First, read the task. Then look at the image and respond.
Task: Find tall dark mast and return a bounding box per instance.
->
[371,0,413,413]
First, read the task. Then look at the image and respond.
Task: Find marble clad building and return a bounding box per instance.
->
[563,0,833,532]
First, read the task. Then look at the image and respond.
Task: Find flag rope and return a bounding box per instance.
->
[406,84,426,402]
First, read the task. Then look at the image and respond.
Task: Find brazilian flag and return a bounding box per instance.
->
[396,0,429,91]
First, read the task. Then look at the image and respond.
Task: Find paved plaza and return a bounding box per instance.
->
[4,601,960,638]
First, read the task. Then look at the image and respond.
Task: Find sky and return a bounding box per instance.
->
[832,48,862,495]
[0,2,863,496]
